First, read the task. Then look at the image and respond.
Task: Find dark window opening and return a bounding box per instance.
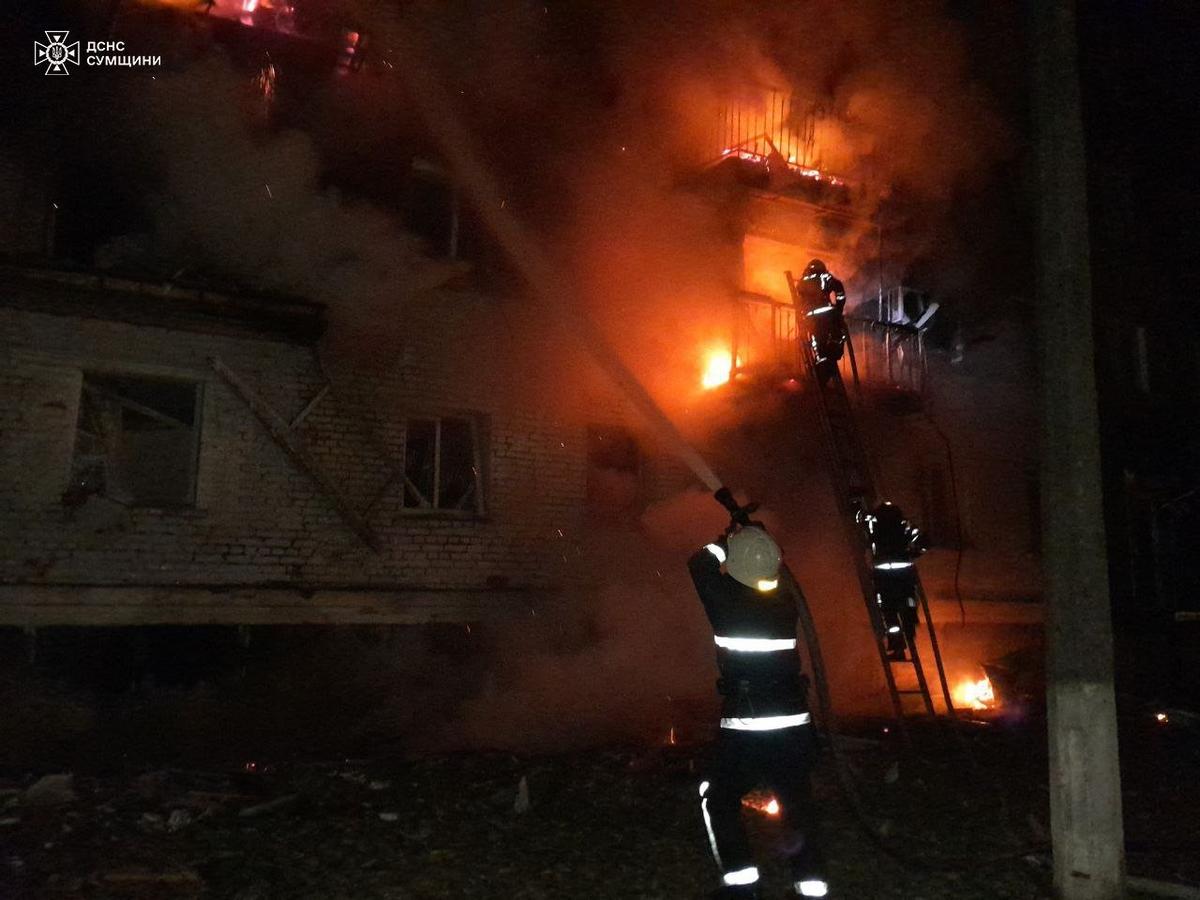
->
[586,425,640,515]
[401,159,490,266]
[69,373,201,508]
[402,416,484,514]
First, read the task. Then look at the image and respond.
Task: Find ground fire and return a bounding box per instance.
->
[4,2,1196,899]
[741,791,782,818]
[954,673,997,712]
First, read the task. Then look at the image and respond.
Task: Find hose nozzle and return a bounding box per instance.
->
[714,487,760,528]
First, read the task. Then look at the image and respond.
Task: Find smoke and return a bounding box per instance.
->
[74,0,1021,748]
[94,57,461,365]
[455,490,727,751]
[356,0,1016,413]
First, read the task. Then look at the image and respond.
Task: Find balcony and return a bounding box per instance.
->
[729,286,935,400]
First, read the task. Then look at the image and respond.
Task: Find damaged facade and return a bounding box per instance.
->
[0,266,689,626]
[703,153,1044,627]
[1,4,1048,714]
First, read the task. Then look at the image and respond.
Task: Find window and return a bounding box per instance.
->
[586,425,640,515]
[402,416,484,513]
[69,373,201,507]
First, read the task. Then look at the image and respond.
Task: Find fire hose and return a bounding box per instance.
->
[393,30,1038,879]
[712,488,1041,872]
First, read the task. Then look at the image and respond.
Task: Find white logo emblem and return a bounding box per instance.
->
[34,31,80,75]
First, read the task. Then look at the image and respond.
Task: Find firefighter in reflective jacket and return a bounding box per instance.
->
[857,501,929,661]
[795,259,847,379]
[688,493,827,899]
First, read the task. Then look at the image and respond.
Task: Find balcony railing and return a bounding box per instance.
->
[731,291,930,394]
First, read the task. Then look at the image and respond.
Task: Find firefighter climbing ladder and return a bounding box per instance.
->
[784,272,959,746]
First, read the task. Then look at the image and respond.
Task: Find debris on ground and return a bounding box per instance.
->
[0,714,1194,899]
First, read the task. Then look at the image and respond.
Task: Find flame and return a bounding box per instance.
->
[953,674,996,711]
[719,147,844,186]
[701,348,738,389]
[741,791,781,817]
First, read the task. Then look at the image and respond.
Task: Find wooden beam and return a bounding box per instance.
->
[0,584,545,626]
[288,384,329,431]
[208,356,382,552]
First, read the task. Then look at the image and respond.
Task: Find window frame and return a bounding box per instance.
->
[70,369,204,509]
[399,413,486,517]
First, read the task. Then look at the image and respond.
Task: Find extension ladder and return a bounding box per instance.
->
[784,271,959,744]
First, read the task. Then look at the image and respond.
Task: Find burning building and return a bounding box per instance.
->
[0,0,1047,733]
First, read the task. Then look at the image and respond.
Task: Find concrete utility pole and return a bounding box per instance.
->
[1030,3,1126,898]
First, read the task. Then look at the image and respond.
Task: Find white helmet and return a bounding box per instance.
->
[725,527,782,592]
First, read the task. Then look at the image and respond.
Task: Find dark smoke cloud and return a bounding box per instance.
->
[84,0,1021,742]
[345,0,1016,410]
[97,57,461,363]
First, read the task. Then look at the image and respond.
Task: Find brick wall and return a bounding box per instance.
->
[0,277,680,622]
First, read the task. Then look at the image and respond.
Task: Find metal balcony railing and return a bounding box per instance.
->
[731,290,930,394]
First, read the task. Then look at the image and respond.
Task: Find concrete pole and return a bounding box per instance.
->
[1029,3,1126,898]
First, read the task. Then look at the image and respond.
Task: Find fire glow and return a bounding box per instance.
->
[953,674,996,711]
[701,348,739,390]
[741,791,781,817]
[720,148,844,186]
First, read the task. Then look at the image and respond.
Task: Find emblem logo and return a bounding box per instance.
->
[34,31,81,75]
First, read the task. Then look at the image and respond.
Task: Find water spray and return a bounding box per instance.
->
[392,38,722,495]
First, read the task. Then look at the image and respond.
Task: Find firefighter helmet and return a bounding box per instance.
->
[725,526,782,592]
[873,501,904,526]
[802,259,828,280]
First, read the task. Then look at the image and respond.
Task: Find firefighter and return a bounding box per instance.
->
[857,501,929,661]
[689,489,828,899]
[794,259,847,380]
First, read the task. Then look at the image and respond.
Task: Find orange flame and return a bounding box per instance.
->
[701,348,738,390]
[953,674,996,711]
[741,791,781,817]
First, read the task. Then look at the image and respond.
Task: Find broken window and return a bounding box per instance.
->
[69,373,201,508]
[586,425,640,515]
[402,416,484,513]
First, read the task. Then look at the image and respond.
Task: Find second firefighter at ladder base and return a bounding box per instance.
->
[795,259,847,381]
[688,489,828,899]
[857,501,929,661]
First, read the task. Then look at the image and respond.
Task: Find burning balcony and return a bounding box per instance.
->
[714,286,937,397]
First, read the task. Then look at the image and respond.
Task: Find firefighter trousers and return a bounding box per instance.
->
[874,572,919,652]
[700,722,823,886]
